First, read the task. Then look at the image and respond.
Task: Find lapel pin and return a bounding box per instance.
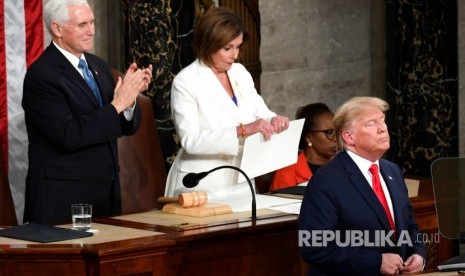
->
[388,176,393,180]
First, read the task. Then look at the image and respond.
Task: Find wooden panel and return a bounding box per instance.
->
[0,253,86,276]
[169,231,301,275]
[220,0,262,91]
[1,262,85,276]
[97,254,169,276]
[409,175,452,270]
[166,216,303,275]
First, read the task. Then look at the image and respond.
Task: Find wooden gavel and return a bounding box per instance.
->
[158,191,208,208]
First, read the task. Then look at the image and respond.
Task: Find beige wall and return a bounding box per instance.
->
[259,0,372,119]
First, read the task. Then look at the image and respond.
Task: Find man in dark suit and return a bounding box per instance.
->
[22,0,152,224]
[299,96,425,275]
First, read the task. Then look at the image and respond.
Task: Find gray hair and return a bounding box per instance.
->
[43,0,89,35]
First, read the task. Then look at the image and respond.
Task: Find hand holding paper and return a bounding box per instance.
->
[238,119,305,182]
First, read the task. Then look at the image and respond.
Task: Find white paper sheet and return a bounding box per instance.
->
[238,119,305,183]
[210,193,301,213]
[267,201,302,215]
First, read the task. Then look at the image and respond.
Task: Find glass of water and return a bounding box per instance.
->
[71,203,92,231]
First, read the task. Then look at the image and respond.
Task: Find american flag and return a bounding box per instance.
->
[0,0,43,223]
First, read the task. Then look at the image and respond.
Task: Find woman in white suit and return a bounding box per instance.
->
[165,7,289,202]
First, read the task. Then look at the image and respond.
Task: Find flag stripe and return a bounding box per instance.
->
[4,0,43,223]
[24,0,43,67]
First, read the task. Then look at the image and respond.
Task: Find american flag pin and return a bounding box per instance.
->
[388,176,393,180]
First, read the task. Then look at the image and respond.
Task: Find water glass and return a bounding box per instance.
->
[71,203,92,231]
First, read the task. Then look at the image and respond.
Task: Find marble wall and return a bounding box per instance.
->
[259,0,371,119]
[384,0,458,176]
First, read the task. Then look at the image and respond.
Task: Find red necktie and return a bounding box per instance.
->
[369,164,395,231]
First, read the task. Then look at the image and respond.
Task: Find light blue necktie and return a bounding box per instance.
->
[78,59,103,107]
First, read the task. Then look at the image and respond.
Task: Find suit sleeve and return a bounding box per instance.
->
[233,64,276,121]
[299,173,383,275]
[119,102,141,136]
[22,65,127,152]
[405,188,427,259]
[391,164,427,260]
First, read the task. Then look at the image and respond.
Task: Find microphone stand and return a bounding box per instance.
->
[184,165,256,220]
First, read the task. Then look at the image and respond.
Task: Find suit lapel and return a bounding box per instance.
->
[379,161,403,232]
[340,152,393,231]
[228,71,253,122]
[197,61,242,122]
[85,55,107,105]
[64,68,101,107]
[49,44,101,108]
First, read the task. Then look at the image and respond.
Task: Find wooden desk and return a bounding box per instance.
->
[420,271,461,275]
[99,209,302,275]
[0,178,452,275]
[0,210,302,275]
[0,223,174,275]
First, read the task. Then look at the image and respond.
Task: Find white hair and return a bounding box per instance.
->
[43,0,89,35]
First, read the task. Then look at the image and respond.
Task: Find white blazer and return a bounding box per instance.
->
[165,59,276,198]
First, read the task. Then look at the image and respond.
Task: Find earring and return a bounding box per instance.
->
[308,142,312,147]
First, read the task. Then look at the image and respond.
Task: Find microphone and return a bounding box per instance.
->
[183,172,209,188]
[182,165,256,219]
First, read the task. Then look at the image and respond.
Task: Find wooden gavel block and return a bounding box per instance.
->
[160,191,232,217]
[158,191,208,208]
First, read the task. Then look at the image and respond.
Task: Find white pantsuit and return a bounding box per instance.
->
[165,59,276,199]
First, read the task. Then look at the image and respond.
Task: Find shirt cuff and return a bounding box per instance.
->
[123,99,137,121]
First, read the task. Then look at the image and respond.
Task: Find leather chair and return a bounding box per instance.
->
[254,171,276,193]
[113,69,167,214]
[0,146,17,226]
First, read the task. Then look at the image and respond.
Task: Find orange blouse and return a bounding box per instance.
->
[269,151,312,192]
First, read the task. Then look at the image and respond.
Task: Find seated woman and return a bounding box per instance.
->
[269,103,337,192]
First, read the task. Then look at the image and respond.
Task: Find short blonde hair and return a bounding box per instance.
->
[333,96,389,150]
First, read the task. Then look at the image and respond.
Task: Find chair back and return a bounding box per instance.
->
[114,69,167,213]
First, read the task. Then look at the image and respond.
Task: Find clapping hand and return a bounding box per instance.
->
[111,63,153,113]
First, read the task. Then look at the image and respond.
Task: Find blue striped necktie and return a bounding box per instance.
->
[78,59,102,107]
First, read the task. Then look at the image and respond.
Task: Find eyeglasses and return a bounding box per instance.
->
[309,129,336,140]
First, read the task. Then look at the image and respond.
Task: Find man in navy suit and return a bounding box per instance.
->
[22,0,152,224]
[299,97,425,275]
